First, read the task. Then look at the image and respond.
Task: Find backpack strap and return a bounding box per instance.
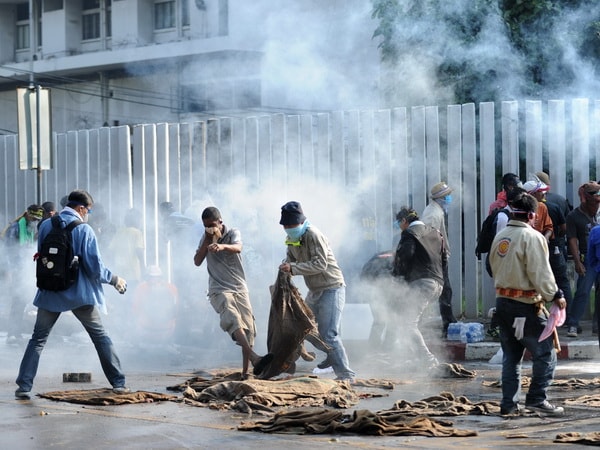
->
[50,215,82,231]
[66,219,82,232]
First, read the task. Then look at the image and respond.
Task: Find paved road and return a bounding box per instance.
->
[2,327,600,449]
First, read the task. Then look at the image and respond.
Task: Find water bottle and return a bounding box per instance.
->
[465,323,484,343]
[447,323,463,341]
[70,255,79,270]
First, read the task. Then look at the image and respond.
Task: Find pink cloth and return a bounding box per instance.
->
[538,304,566,342]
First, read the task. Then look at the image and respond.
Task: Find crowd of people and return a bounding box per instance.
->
[3,176,597,418]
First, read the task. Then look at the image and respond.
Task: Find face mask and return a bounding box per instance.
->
[393,219,400,230]
[441,195,452,213]
[285,220,310,243]
[285,226,304,242]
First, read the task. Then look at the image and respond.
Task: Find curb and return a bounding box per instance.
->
[438,340,599,361]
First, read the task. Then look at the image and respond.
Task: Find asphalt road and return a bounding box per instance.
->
[2,326,600,449]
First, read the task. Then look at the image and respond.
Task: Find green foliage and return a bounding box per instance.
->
[371,0,600,104]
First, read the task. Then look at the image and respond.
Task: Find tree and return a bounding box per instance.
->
[371,0,600,105]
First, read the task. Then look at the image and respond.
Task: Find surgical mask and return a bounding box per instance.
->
[285,220,310,243]
[393,219,400,230]
[441,195,452,213]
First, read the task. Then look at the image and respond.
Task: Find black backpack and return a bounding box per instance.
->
[360,251,394,279]
[36,216,82,291]
[475,208,509,259]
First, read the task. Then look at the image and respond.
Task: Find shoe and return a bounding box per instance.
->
[312,366,334,374]
[486,327,500,339]
[112,386,131,394]
[567,326,578,337]
[317,355,332,369]
[525,400,564,416]
[15,389,31,399]
[335,376,355,384]
[500,404,523,415]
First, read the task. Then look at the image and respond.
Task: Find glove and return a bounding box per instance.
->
[512,317,526,340]
[110,275,127,294]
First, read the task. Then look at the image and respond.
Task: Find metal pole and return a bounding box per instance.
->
[30,0,42,204]
[36,84,41,204]
[28,0,34,84]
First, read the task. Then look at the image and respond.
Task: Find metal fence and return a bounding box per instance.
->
[1,99,599,319]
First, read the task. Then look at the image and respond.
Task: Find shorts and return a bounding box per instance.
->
[209,291,256,346]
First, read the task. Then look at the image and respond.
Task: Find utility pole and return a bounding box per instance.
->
[29,0,42,204]
[17,2,52,204]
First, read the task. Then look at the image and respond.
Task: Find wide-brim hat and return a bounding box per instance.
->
[430,182,453,199]
[279,201,306,225]
[535,171,550,185]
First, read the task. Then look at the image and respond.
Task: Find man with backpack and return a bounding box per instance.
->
[15,189,129,399]
[477,174,523,274]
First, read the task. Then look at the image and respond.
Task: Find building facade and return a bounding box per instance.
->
[0,0,380,133]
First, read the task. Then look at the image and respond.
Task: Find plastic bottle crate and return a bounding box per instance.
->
[447,322,484,343]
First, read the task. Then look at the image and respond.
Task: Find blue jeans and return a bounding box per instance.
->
[568,262,600,328]
[16,305,126,392]
[305,286,355,379]
[496,297,556,411]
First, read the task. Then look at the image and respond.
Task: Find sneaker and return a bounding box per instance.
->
[567,326,578,337]
[500,404,523,415]
[312,366,334,374]
[334,376,355,384]
[317,356,332,369]
[112,386,131,394]
[486,327,500,339]
[15,389,31,399]
[525,400,564,416]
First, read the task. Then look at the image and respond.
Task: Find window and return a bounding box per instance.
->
[155,1,176,30]
[218,0,228,36]
[82,0,111,40]
[182,0,189,27]
[44,0,63,12]
[82,13,100,40]
[16,4,29,50]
